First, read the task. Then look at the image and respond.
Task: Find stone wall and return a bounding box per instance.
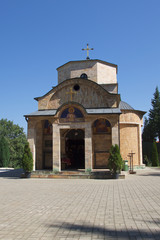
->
[120,124,139,166]
[38,78,119,110]
[97,62,117,84]
[119,110,144,166]
[57,60,117,85]
[120,110,143,124]
[93,134,111,168]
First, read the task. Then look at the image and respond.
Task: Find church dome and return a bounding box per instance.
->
[119,101,134,110]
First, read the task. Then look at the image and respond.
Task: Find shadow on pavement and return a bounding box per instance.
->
[48,222,160,239]
[0,168,24,178]
[139,172,160,177]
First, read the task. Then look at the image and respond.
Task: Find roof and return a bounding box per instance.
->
[119,101,134,110]
[86,108,121,114]
[24,108,121,117]
[119,101,146,115]
[25,110,57,117]
[57,59,118,72]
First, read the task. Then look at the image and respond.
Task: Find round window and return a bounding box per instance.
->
[73,84,80,91]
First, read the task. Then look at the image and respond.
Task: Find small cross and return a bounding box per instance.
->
[82,43,94,60]
[66,87,76,101]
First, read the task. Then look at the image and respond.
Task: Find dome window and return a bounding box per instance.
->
[80,73,88,79]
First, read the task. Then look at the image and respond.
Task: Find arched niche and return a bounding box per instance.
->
[42,120,53,170]
[92,118,112,169]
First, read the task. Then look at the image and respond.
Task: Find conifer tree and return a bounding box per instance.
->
[151,141,159,166]
[143,87,160,142]
[22,142,33,172]
[108,144,123,173]
[149,87,160,141]
[142,117,155,142]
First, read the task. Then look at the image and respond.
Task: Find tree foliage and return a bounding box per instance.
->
[142,117,155,142]
[0,136,10,167]
[151,141,159,167]
[22,142,33,172]
[0,119,27,168]
[143,87,160,142]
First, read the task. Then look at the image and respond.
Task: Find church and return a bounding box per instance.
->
[25,53,145,172]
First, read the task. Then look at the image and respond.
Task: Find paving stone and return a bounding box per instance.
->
[0,168,160,239]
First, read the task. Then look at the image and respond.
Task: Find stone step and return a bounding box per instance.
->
[30,171,125,179]
[31,174,90,179]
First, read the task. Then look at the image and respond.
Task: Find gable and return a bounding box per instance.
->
[37,78,119,110]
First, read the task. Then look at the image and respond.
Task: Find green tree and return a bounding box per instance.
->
[108,144,123,174]
[151,141,159,166]
[142,117,155,142]
[142,87,160,164]
[22,142,33,172]
[143,87,160,142]
[0,119,27,168]
[149,87,160,141]
[0,136,10,167]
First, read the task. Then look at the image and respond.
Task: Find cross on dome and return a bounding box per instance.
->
[82,43,94,60]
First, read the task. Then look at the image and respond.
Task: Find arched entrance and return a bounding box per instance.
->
[61,129,85,170]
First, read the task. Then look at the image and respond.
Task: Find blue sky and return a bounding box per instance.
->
[0,0,160,133]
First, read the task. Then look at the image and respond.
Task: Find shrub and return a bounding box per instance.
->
[143,155,151,166]
[22,142,33,172]
[108,144,123,174]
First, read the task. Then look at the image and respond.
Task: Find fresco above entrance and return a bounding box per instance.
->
[60,107,84,122]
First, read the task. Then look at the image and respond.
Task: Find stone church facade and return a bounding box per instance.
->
[25,59,145,171]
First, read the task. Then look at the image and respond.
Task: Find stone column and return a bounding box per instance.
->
[27,120,36,171]
[139,123,143,165]
[112,122,119,146]
[52,123,61,171]
[85,123,92,170]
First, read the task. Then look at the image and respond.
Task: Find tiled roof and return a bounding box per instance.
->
[24,110,56,117]
[86,108,121,114]
[24,108,121,117]
[119,101,134,110]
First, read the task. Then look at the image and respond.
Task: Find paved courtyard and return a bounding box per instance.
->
[0,168,160,240]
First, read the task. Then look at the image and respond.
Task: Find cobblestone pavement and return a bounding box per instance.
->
[0,168,160,240]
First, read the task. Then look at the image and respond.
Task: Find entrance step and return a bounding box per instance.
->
[30,170,125,179]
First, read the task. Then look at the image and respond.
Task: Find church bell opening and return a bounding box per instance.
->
[61,129,85,170]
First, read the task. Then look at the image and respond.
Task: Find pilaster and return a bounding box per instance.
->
[85,123,92,170]
[139,123,143,165]
[27,119,36,171]
[52,123,61,171]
